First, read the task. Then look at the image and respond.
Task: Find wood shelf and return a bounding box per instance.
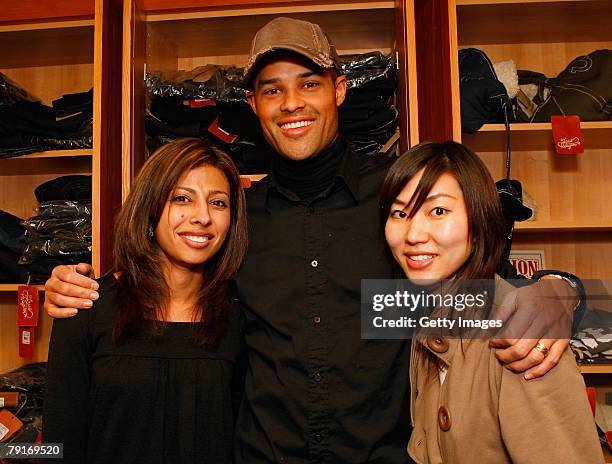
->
[0,19,94,33]
[0,284,44,292]
[457,0,595,5]
[578,364,612,375]
[515,221,612,232]
[477,122,612,132]
[0,149,93,160]
[146,1,394,21]
[0,150,92,176]
[0,1,94,26]
[457,0,610,46]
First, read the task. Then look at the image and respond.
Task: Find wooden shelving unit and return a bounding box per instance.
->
[121,0,420,189]
[0,0,123,373]
[448,0,612,281]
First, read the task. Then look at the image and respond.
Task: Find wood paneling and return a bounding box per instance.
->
[0,1,94,25]
[0,293,53,373]
[141,0,388,13]
[122,0,147,198]
[457,1,611,45]
[511,232,612,279]
[93,0,124,276]
[395,0,419,150]
[413,0,456,142]
[147,9,394,62]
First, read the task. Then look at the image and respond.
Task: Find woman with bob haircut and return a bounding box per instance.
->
[43,138,248,464]
[380,141,602,463]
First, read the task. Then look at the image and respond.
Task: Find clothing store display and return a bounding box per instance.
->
[407,281,603,464]
[0,78,93,159]
[44,274,244,464]
[0,72,38,106]
[0,244,28,283]
[0,363,46,449]
[527,49,612,122]
[571,308,612,364]
[339,52,398,154]
[34,175,92,203]
[233,140,412,463]
[20,198,92,283]
[0,210,27,282]
[0,210,26,254]
[145,51,398,166]
[459,48,515,133]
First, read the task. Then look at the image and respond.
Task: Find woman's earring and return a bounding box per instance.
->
[148,225,155,238]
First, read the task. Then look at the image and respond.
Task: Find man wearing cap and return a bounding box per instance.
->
[44,17,578,464]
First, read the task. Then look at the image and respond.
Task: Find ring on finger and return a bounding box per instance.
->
[534,343,549,358]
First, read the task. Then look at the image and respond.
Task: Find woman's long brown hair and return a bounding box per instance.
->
[112,138,248,347]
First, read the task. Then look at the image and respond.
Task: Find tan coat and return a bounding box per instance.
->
[407,281,604,464]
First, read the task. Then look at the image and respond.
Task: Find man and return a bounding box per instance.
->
[45,17,577,463]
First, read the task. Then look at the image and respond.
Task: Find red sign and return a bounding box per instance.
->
[17,286,39,358]
[551,115,584,154]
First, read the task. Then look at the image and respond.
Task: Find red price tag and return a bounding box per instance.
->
[551,115,584,154]
[17,285,39,358]
[17,285,39,327]
[208,116,238,144]
[18,327,36,358]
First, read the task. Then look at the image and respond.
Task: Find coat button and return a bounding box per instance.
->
[313,316,321,324]
[311,259,319,268]
[438,406,451,431]
[314,372,322,382]
[427,337,449,353]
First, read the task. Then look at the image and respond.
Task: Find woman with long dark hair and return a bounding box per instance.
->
[43,138,248,463]
[381,141,602,463]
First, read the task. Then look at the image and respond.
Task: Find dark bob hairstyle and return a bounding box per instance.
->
[380,140,506,281]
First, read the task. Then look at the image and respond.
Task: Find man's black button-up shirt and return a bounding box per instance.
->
[234,144,412,464]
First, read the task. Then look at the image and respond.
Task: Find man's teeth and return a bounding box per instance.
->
[185,235,209,243]
[281,120,313,129]
[410,255,434,261]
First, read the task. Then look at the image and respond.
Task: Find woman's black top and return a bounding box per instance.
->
[43,274,244,464]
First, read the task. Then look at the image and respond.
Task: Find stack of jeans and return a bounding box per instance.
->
[339,52,398,155]
[0,210,28,283]
[145,96,270,173]
[144,51,398,170]
[0,74,93,159]
[18,175,92,283]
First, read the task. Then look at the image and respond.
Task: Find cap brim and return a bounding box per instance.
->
[244,45,337,87]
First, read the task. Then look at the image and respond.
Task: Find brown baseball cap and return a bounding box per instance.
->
[244,17,341,88]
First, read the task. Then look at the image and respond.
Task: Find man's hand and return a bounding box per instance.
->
[489,277,577,380]
[44,263,98,318]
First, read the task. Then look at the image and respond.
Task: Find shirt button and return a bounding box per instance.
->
[314,433,322,442]
[310,259,319,268]
[314,372,322,382]
[313,316,321,324]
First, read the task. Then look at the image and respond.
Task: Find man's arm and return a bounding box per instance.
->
[490,273,580,380]
[44,263,99,318]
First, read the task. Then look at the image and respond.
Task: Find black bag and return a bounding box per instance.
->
[459,48,515,133]
[530,49,612,122]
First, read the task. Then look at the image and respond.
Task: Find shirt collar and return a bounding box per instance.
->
[264,138,360,211]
